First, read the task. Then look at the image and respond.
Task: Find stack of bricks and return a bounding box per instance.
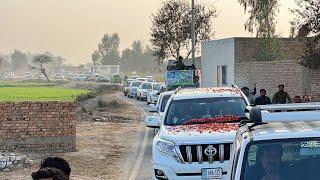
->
[0,101,76,152]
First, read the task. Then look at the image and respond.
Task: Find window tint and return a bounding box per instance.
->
[242,139,320,180]
[153,84,162,91]
[160,95,171,112]
[142,83,151,89]
[164,97,246,126]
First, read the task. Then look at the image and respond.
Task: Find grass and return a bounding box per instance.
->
[0,82,90,102]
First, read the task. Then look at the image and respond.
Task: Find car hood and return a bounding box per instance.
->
[130,87,138,90]
[159,123,238,143]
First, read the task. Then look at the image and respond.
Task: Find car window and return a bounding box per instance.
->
[164,97,246,126]
[153,84,162,91]
[242,139,320,180]
[160,94,171,112]
[142,83,152,89]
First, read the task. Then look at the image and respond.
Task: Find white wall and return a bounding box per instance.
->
[201,38,235,87]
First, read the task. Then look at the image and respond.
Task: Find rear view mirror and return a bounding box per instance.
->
[149,104,158,112]
[144,116,160,128]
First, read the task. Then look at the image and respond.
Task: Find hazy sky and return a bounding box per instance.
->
[0,0,297,64]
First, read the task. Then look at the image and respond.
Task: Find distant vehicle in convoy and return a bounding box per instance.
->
[77,74,87,81]
[147,83,163,105]
[127,81,142,98]
[230,103,320,180]
[7,72,15,79]
[137,77,147,82]
[25,72,33,80]
[55,73,64,81]
[149,90,174,119]
[38,72,47,81]
[124,79,137,96]
[131,76,139,80]
[144,87,249,180]
[110,74,121,84]
[136,82,152,101]
[94,74,109,83]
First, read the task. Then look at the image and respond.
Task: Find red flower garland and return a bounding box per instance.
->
[182,115,240,125]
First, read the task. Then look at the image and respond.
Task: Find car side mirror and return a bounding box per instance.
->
[157,92,160,95]
[144,116,160,128]
[148,104,158,112]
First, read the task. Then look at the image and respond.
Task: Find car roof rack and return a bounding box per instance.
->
[247,103,320,125]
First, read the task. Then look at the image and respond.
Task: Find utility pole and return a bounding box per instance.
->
[191,0,196,65]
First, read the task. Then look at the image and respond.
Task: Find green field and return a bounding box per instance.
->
[0,82,90,102]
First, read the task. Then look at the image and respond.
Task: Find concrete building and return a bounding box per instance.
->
[201,37,320,101]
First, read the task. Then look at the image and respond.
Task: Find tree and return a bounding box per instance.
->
[95,33,120,65]
[292,0,320,69]
[150,0,216,62]
[238,0,280,38]
[91,50,101,65]
[11,50,28,72]
[121,40,157,73]
[32,54,52,82]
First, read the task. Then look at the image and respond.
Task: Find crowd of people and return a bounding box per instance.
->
[31,157,71,180]
[241,84,312,105]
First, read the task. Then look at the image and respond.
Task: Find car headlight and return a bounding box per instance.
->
[155,137,181,162]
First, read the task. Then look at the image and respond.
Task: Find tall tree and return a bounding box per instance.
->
[97,33,121,65]
[238,0,280,38]
[32,54,52,82]
[91,50,101,65]
[11,50,28,72]
[292,0,320,69]
[150,0,216,62]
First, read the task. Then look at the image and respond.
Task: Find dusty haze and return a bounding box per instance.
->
[0,0,296,64]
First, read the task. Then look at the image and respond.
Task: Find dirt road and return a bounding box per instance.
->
[0,92,148,180]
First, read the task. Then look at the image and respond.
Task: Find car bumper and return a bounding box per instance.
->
[153,148,230,180]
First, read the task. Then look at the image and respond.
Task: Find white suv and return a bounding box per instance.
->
[147,83,163,105]
[230,103,320,180]
[144,87,249,180]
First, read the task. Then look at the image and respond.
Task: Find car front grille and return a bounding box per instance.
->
[178,143,231,164]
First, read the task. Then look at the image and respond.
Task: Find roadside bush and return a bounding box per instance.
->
[76,92,97,102]
[97,99,123,109]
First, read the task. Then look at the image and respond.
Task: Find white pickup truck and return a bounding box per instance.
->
[145,87,249,179]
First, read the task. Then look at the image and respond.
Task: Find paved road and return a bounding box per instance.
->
[119,94,155,180]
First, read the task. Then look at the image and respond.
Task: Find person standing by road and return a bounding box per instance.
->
[194,76,200,88]
[255,89,272,105]
[241,87,255,105]
[272,85,292,104]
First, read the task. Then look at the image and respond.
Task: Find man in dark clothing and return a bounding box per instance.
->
[255,89,272,105]
[272,85,292,104]
[194,76,200,88]
[175,56,186,70]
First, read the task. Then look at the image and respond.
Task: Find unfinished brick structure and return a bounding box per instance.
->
[0,101,76,152]
[201,37,320,101]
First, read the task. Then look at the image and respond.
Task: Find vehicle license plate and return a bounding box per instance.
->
[202,168,223,179]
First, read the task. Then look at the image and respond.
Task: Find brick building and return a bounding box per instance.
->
[201,37,320,101]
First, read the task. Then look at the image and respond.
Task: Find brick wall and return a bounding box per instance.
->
[0,102,76,152]
[234,38,306,63]
[235,60,305,100]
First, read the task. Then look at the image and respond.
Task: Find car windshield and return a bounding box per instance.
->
[241,139,320,180]
[153,84,162,91]
[131,82,141,87]
[160,94,172,112]
[164,97,246,126]
[142,83,151,89]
